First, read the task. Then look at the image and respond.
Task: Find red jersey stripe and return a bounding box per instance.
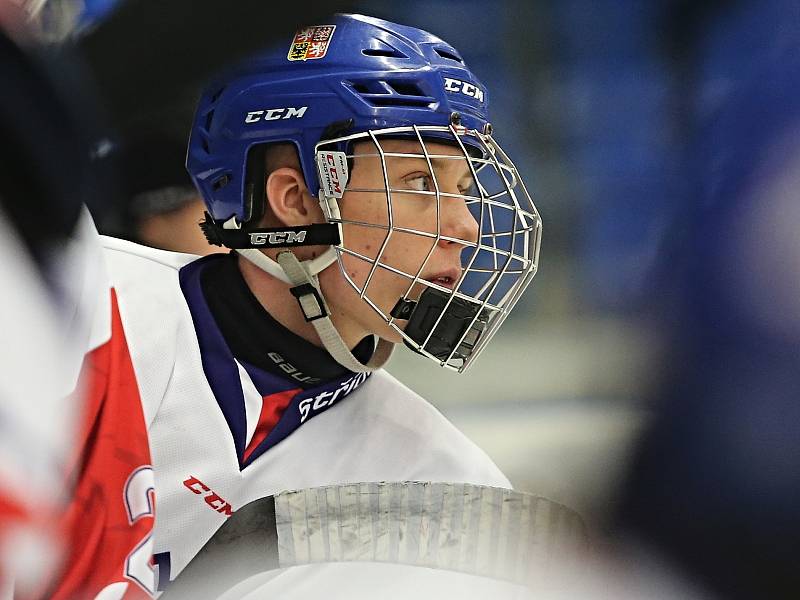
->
[242,388,301,463]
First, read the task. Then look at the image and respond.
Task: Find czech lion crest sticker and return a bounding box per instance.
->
[288,25,336,61]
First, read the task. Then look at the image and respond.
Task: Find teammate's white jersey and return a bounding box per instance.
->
[1,210,156,600]
[101,236,510,588]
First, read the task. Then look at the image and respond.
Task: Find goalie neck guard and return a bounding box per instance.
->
[186,14,541,373]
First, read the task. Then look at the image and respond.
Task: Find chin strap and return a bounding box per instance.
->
[237,246,337,285]
[218,215,338,285]
[222,216,392,372]
[275,251,393,373]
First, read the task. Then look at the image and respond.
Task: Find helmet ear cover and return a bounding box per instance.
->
[242,119,355,230]
[202,124,361,250]
[243,143,268,226]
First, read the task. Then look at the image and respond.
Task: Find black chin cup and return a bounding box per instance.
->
[391,289,489,363]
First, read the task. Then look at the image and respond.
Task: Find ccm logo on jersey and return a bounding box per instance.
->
[443,77,485,103]
[245,106,308,123]
[298,372,369,423]
[183,476,233,517]
[248,230,308,246]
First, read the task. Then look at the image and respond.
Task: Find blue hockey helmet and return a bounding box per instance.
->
[187,13,491,225]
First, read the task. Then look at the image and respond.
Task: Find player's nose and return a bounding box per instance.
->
[438,193,479,249]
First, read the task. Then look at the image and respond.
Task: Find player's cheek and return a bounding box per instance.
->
[393,193,437,233]
[402,227,437,266]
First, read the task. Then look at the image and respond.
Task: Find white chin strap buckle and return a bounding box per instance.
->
[288,283,328,322]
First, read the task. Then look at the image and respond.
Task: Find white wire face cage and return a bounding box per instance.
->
[315,124,542,373]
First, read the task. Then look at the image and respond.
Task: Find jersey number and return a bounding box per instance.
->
[123,466,156,595]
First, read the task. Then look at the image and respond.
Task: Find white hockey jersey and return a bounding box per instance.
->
[100,236,510,590]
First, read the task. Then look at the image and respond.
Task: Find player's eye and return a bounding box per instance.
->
[404,173,434,192]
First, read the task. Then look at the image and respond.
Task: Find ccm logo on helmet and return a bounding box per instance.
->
[325,154,343,196]
[244,106,308,123]
[249,230,308,245]
[443,77,484,103]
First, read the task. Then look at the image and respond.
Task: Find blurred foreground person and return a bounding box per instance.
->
[616,6,800,600]
[0,16,154,599]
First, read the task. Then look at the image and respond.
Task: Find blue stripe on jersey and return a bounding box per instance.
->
[179,256,254,463]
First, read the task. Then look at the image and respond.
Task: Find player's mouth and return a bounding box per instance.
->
[424,268,461,290]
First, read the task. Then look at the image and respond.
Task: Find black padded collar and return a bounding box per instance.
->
[200,253,373,389]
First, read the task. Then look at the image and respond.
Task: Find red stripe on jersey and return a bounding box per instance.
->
[242,388,301,463]
[48,289,155,600]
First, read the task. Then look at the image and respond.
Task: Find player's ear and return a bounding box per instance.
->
[265,167,322,226]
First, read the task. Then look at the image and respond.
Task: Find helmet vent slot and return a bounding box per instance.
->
[209,86,226,103]
[347,79,435,108]
[212,174,231,191]
[387,81,424,96]
[434,47,464,63]
[368,96,432,107]
[362,47,408,59]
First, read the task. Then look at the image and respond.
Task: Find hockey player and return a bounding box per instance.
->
[97,13,541,594]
